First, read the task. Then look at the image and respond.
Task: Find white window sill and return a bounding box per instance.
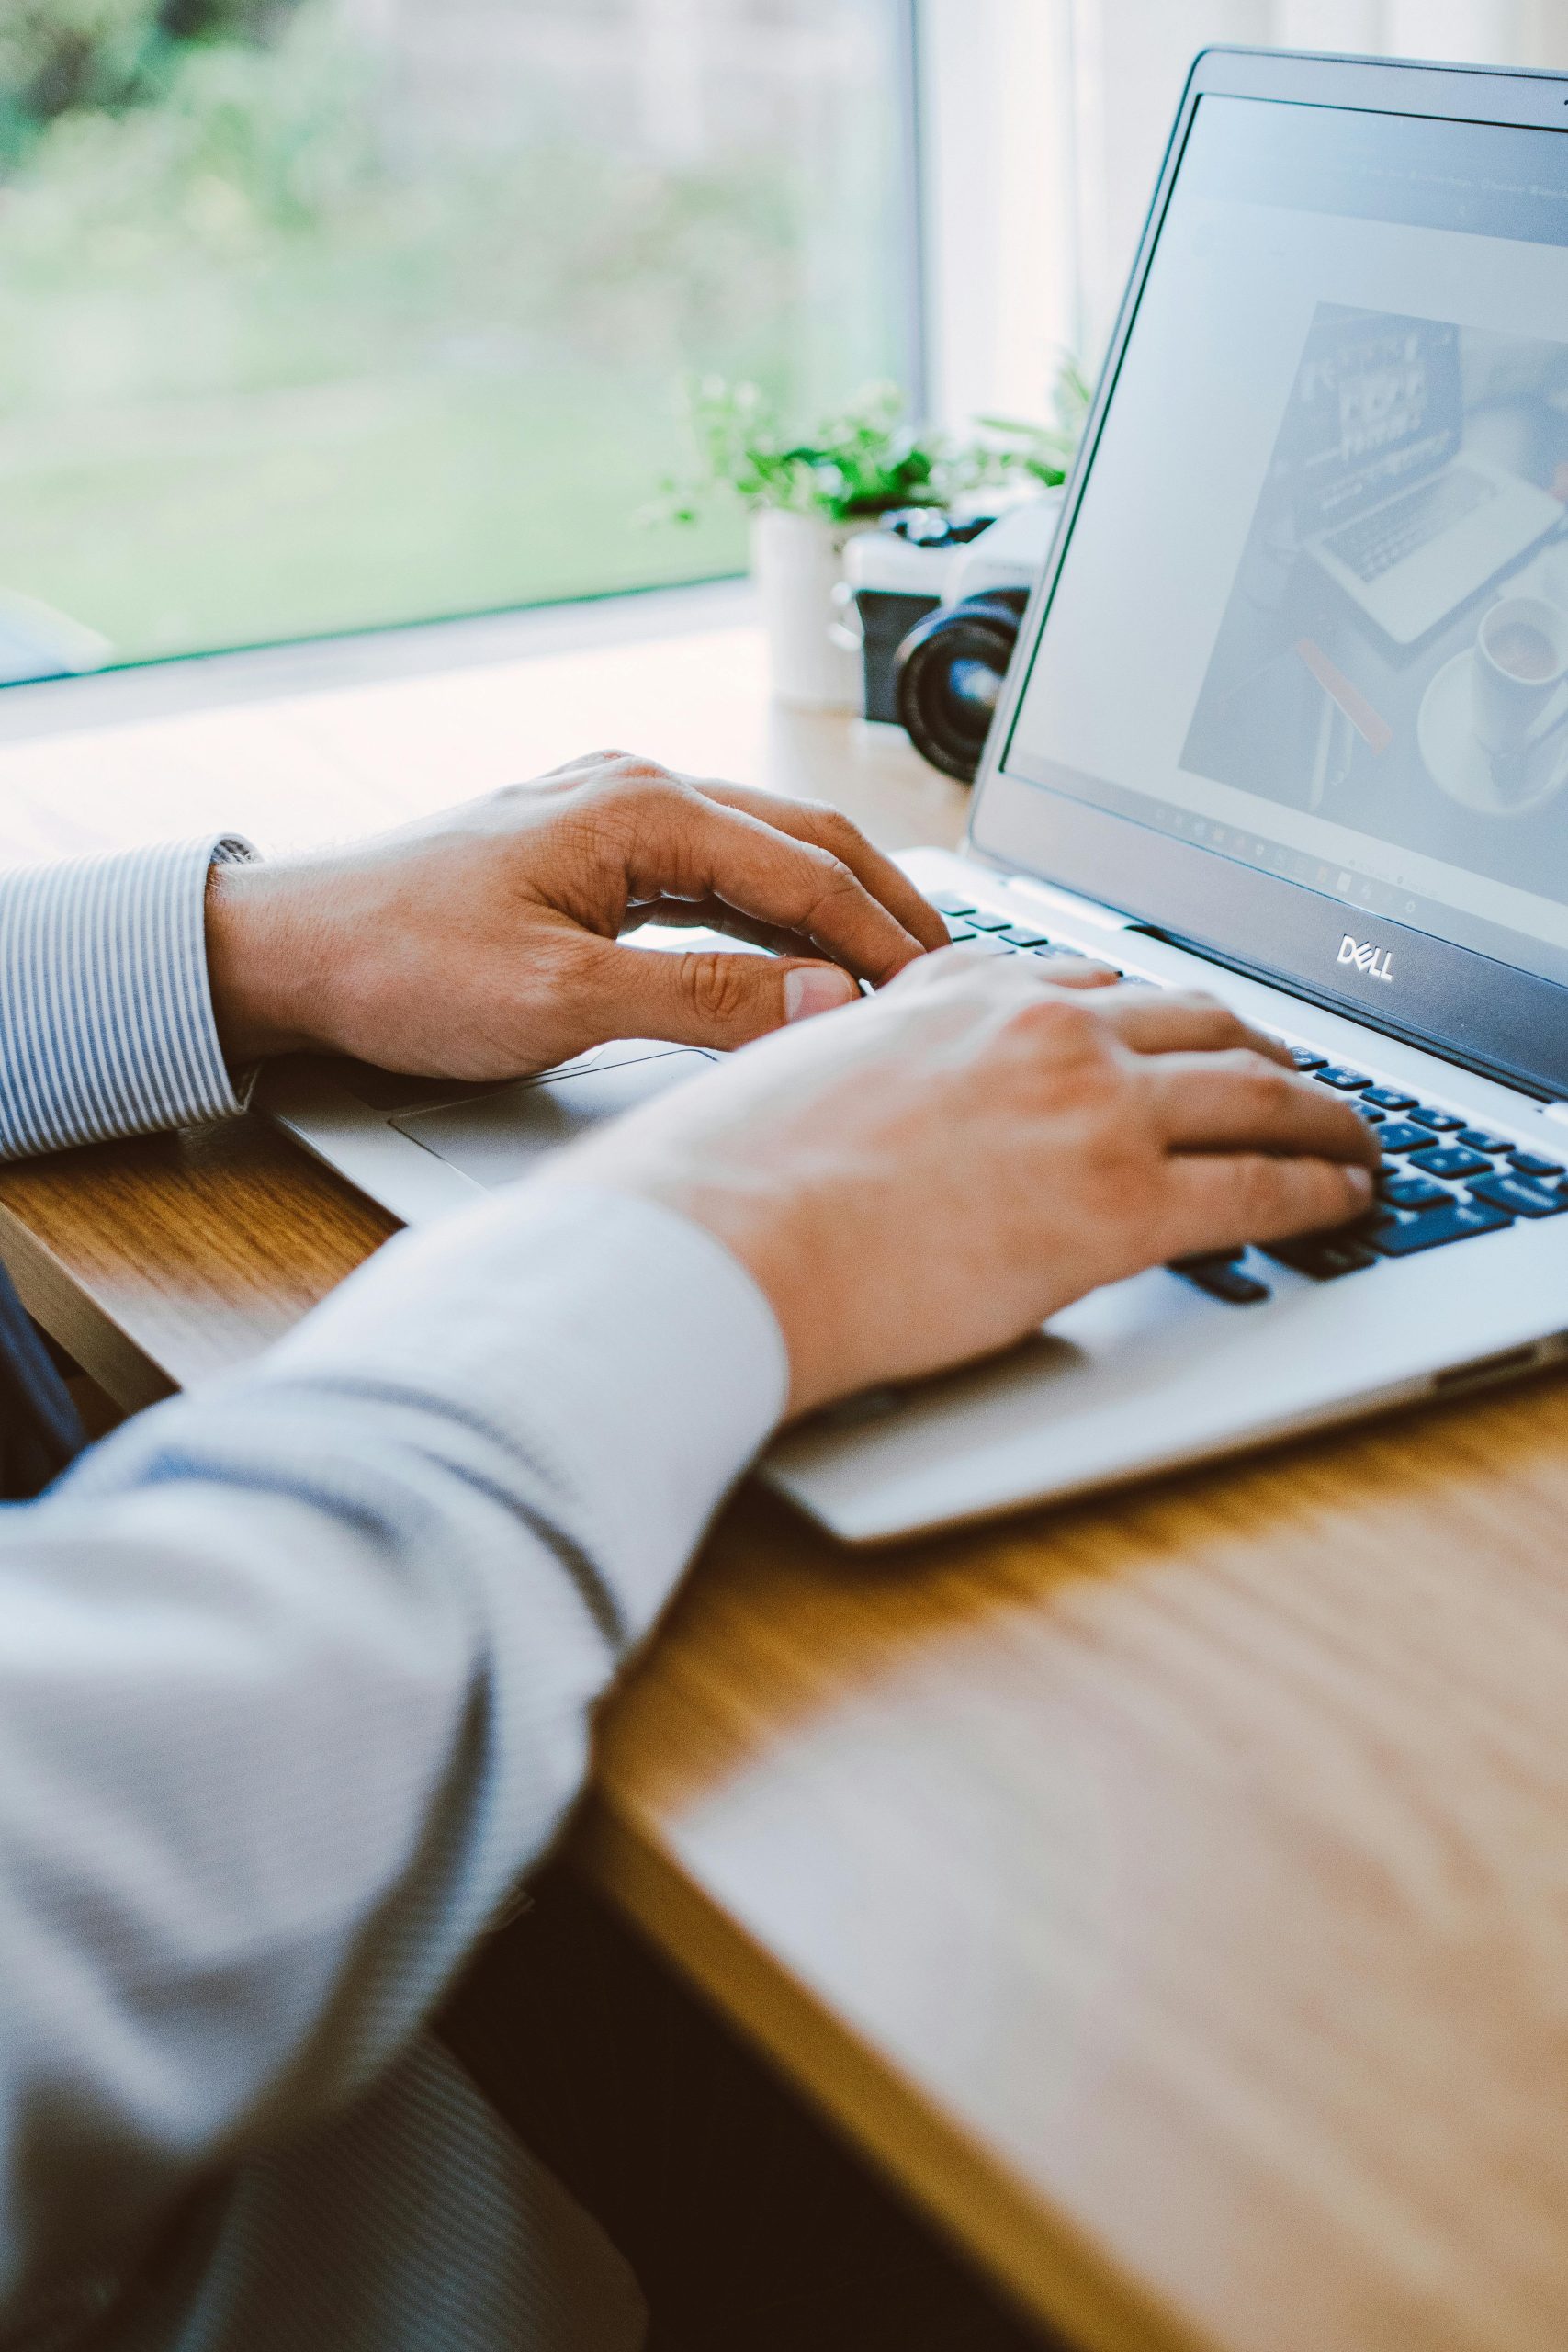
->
[0,577,755,748]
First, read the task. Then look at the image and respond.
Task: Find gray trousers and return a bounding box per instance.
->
[103,2041,646,2352]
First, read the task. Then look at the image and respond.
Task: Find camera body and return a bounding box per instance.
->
[842,496,1061,779]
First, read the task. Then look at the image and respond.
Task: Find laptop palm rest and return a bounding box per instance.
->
[390,1045,715,1189]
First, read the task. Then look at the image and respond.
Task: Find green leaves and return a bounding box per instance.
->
[652,376,935,526]
[974,357,1093,490]
[654,363,1090,527]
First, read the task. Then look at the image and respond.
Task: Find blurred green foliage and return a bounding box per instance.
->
[0,3,912,660]
[660,367,1090,526]
[0,1,301,163]
[0,0,870,410]
[659,380,945,526]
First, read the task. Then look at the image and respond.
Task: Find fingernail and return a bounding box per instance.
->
[784,966,859,1023]
[1347,1166,1374,1199]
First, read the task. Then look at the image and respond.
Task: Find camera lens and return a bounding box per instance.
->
[942,657,1002,728]
[893,590,1029,782]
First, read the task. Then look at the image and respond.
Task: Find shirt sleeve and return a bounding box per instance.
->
[0,1178,788,2341]
[0,834,255,1161]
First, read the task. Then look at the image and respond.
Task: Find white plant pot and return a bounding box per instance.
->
[750,507,863,711]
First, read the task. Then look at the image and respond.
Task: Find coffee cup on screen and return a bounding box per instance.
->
[1472,594,1568,759]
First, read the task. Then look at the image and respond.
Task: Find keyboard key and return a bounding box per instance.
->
[1409,1105,1464,1132]
[1467,1171,1568,1219]
[1288,1046,1327,1071]
[1180,1261,1271,1305]
[964,910,1014,932]
[944,922,977,943]
[1358,1105,1386,1125]
[1362,1086,1416,1112]
[1264,1231,1378,1279]
[1376,1121,1440,1155]
[1314,1065,1371,1091]
[1458,1127,1512,1154]
[1367,1199,1512,1256]
[957,934,1013,957]
[1379,1173,1450,1210]
[930,891,975,916]
[1508,1149,1565,1179]
[999,926,1050,948]
[1409,1143,1494,1182]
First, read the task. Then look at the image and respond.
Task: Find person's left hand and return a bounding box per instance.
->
[205,751,950,1078]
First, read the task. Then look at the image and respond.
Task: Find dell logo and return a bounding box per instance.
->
[1338,933,1393,983]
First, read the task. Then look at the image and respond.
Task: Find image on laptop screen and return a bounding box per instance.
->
[1001,93,1568,994]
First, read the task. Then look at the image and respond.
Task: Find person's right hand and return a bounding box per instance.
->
[552,949,1381,1417]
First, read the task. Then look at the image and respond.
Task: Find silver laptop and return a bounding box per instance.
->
[265,47,1568,1544]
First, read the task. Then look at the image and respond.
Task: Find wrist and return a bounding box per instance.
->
[205,859,333,1066]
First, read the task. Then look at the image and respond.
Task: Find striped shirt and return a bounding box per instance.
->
[0,837,784,2350]
[0,836,251,1162]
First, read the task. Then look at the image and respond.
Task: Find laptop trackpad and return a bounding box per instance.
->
[389,1046,715,1190]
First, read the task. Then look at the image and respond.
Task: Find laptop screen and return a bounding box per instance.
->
[998,92,1568,995]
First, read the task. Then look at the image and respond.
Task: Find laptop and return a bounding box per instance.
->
[263,46,1568,1544]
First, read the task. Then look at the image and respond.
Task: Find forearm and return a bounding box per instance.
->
[0,838,252,1162]
[0,1182,784,2335]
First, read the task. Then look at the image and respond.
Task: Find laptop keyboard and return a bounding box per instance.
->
[931,889,1563,1304]
[1323,463,1494,583]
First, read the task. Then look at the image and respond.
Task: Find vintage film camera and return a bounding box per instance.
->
[840,496,1061,780]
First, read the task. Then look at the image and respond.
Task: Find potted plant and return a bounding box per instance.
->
[658,371,1089,709]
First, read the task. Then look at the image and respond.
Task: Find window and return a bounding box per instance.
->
[0,0,919,674]
[919,0,1568,429]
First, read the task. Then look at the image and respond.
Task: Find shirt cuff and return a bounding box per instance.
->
[0,834,256,1162]
[265,1182,791,1646]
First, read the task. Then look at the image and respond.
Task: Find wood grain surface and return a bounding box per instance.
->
[584,1378,1568,2352]
[5,622,1567,2352]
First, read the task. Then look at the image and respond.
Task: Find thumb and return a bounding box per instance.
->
[584,941,861,1049]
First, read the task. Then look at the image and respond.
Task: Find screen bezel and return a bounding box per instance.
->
[969,44,1568,1101]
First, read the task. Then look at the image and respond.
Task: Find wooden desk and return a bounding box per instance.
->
[6,626,1568,2352]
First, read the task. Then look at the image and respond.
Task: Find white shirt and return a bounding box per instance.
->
[0,841,787,2350]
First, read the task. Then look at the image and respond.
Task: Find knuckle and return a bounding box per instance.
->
[1230,1047,1292,1098]
[804,849,862,911]
[680,950,756,1027]
[601,751,675,789]
[811,802,863,853]
[1226,1152,1277,1217]
[1012,990,1103,1051]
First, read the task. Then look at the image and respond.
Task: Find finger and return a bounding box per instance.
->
[1009,954,1123,988]
[629,895,824,959]
[1085,988,1296,1064]
[1157,1151,1376,1262]
[890,943,1122,997]
[570,936,859,1050]
[1148,1050,1381,1164]
[627,784,929,984]
[690,780,951,954]
[562,753,943,956]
